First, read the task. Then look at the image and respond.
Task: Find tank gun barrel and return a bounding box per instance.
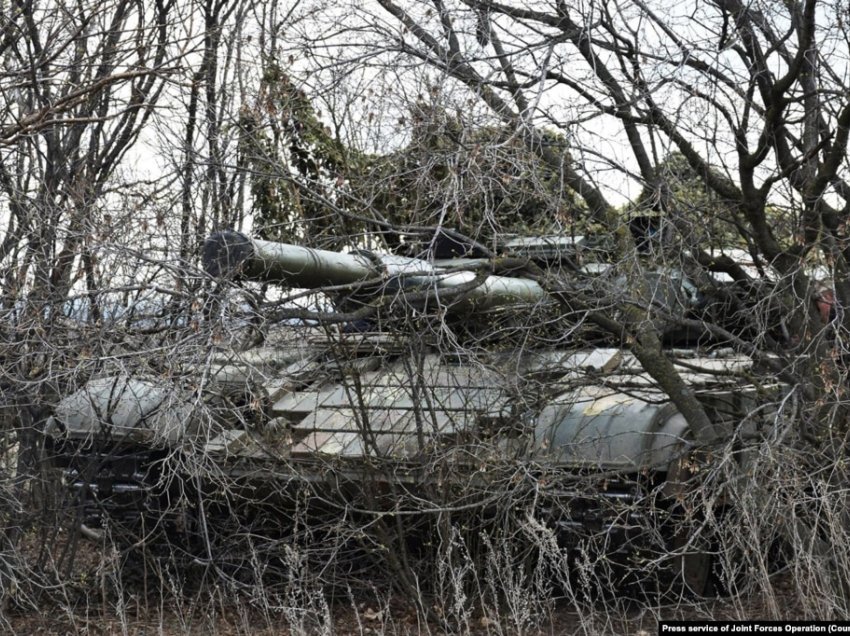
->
[203,230,378,287]
[203,231,548,312]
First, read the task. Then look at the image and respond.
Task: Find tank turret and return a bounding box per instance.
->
[202,230,706,339]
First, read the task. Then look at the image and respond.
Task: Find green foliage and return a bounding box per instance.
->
[242,75,586,250]
[633,152,743,249]
[350,103,585,250]
[239,62,351,245]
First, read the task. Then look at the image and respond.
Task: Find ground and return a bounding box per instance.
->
[4,574,800,636]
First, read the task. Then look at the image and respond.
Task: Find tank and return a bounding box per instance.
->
[44,230,770,595]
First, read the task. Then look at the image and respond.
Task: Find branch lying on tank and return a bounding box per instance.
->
[256,172,501,259]
[668,316,796,385]
[260,268,494,325]
[496,261,725,444]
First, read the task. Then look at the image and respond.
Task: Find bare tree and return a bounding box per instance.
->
[298,0,850,441]
[7,0,850,631]
[0,0,176,582]
[0,0,232,619]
